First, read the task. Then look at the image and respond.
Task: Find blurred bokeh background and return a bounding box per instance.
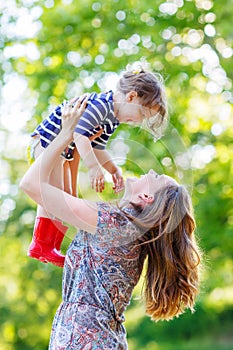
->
[0,0,232,349]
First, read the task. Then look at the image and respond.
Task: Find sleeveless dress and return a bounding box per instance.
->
[49,202,147,350]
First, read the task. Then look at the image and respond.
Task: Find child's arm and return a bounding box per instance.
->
[73,132,105,192]
[93,149,125,193]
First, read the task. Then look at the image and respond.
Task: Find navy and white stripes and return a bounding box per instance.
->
[31,91,119,150]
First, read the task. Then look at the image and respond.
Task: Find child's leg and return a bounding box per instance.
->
[62,130,102,197]
[28,136,68,267]
[64,148,80,197]
[33,138,64,218]
[63,161,72,195]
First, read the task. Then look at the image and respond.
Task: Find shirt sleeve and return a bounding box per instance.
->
[93,202,143,248]
[31,104,63,147]
[74,99,107,137]
[74,98,117,150]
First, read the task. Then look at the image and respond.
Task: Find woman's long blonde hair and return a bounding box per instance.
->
[124,184,201,321]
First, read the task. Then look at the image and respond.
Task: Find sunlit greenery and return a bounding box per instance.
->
[0,0,232,349]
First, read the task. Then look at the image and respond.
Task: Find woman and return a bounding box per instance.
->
[20,97,201,349]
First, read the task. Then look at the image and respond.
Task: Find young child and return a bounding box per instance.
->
[27,67,168,267]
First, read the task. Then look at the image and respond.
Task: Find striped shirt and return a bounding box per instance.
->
[31,91,119,150]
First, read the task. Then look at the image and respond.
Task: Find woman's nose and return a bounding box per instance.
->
[149,169,159,177]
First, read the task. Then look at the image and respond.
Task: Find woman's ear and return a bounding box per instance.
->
[139,193,154,204]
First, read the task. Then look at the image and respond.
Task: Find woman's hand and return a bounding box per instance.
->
[61,94,89,133]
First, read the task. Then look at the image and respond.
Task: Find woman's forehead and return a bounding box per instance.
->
[148,170,179,187]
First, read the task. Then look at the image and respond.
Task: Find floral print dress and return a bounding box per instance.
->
[49,202,147,350]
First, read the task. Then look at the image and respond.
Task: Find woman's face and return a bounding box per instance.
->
[122,169,178,205]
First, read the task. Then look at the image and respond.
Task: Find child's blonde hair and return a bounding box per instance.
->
[117,67,168,140]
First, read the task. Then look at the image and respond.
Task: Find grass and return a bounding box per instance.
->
[128,336,233,350]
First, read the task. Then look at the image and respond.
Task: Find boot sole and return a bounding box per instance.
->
[28,250,64,268]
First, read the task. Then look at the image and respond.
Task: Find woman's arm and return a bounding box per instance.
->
[19,97,98,233]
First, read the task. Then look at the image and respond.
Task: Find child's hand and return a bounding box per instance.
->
[112,169,125,193]
[89,166,105,193]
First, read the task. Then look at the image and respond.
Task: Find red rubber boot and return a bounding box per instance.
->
[54,221,69,261]
[27,217,68,268]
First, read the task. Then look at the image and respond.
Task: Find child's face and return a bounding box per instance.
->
[115,92,159,125]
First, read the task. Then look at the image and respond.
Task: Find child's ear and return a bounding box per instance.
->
[126,90,138,102]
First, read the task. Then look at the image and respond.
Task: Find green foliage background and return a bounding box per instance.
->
[0,0,232,349]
